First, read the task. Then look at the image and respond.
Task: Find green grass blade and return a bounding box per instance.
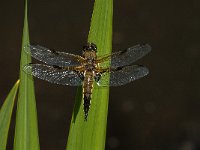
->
[14,1,40,150]
[0,80,19,150]
[66,0,113,149]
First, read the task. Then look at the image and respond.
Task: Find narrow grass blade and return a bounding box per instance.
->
[14,1,40,150]
[0,80,19,150]
[66,0,113,149]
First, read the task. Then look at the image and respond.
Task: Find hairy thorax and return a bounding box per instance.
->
[83,50,97,72]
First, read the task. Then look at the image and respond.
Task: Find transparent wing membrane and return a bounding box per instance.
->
[24,45,84,67]
[24,43,151,87]
[97,44,151,68]
[97,65,149,86]
[24,64,82,86]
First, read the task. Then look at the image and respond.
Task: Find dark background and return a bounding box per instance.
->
[0,0,200,150]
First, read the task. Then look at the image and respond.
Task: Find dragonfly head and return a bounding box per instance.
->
[83,43,97,52]
[83,43,97,61]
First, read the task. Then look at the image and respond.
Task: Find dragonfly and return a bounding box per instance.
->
[24,43,151,120]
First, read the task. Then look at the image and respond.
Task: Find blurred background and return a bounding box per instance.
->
[0,0,200,150]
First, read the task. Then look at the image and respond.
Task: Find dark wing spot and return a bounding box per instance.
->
[137,64,144,67]
[53,65,63,69]
[119,49,128,55]
[50,49,59,55]
[116,66,123,71]
[139,43,147,46]
[116,65,144,71]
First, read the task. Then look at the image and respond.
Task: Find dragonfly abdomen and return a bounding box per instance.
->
[83,71,94,121]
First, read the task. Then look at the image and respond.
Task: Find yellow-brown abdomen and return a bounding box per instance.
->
[83,71,94,120]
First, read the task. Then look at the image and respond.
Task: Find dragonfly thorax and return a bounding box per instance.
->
[83,48,97,71]
[83,51,97,61]
[84,63,96,71]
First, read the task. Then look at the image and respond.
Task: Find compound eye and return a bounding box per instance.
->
[83,44,91,51]
[83,43,97,51]
[91,43,97,51]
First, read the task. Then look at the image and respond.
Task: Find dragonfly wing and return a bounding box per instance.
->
[23,64,82,86]
[24,45,83,67]
[111,44,151,67]
[96,65,149,86]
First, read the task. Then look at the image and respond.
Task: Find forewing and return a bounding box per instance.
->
[23,64,82,86]
[98,44,151,68]
[24,45,83,67]
[97,65,149,86]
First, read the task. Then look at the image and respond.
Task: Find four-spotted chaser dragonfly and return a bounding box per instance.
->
[24,43,151,120]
